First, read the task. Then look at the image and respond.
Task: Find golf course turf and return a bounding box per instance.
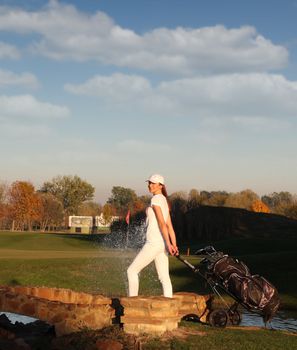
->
[0,231,296,349]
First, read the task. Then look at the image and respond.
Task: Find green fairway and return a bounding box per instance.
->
[143,322,297,350]
[0,231,296,309]
[0,231,296,348]
[0,231,103,251]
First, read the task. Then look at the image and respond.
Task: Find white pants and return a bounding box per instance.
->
[127,243,173,297]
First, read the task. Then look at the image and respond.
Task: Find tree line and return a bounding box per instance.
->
[0,174,296,231]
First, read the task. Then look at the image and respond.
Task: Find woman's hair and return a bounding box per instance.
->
[161,184,171,210]
[161,184,168,198]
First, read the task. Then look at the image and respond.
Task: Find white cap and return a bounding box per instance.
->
[146,174,165,185]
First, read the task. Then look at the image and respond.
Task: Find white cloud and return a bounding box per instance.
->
[65,72,297,121]
[0,1,288,75]
[156,73,297,118]
[65,73,151,101]
[0,41,20,59]
[0,94,70,120]
[0,69,39,88]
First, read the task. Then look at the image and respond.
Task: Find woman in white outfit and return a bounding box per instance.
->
[127,174,179,298]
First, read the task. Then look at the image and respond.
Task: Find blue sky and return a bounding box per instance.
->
[0,0,297,203]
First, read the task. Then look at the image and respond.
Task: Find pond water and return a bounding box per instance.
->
[241,310,297,333]
[1,310,297,333]
[0,312,37,324]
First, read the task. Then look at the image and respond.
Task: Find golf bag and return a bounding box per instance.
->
[200,247,280,323]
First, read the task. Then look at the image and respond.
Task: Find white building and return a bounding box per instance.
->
[95,214,120,228]
[68,216,93,234]
[68,214,120,233]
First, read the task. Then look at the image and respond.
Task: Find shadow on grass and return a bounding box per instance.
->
[170,264,212,295]
[9,279,21,286]
[42,232,108,244]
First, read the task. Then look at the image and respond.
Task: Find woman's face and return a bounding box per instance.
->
[148,181,162,195]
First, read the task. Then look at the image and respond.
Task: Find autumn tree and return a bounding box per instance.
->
[101,203,116,226]
[133,195,150,213]
[107,186,137,216]
[198,191,212,205]
[187,189,201,210]
[169,191,187,207]
[138,195,151,206]
[251,200,270,213]
[0,182,7,204]
[8,181,41,231]
[262,192,294,215]
[40,175,95,215]
[36,192,64,231]
[284,203,297,220]
[203,191,229,207]
[225,189,259,210]
[169,191,187,238]
[78,201,102,216]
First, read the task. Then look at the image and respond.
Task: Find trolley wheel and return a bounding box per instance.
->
[208,309,229,328]
[228,310,242,325]
[182,314,200,323]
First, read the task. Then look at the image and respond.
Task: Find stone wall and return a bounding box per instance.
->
[2,286,111,305]
[0,286,212,336]
[0,286,114,336]
[173,292,211,323]
[120,292,211,335]
[120,296,180,335]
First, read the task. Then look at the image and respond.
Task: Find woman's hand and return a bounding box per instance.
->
[167,243,179,256]
[173,245,179,256]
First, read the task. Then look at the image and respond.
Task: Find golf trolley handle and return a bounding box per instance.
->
[175,254,197,272]
[175,254,211,283]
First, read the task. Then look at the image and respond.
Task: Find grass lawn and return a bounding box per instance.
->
[0,231,296,348]
[143,322,297,350]
[50,322,297,350]
[0,231,296,309]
